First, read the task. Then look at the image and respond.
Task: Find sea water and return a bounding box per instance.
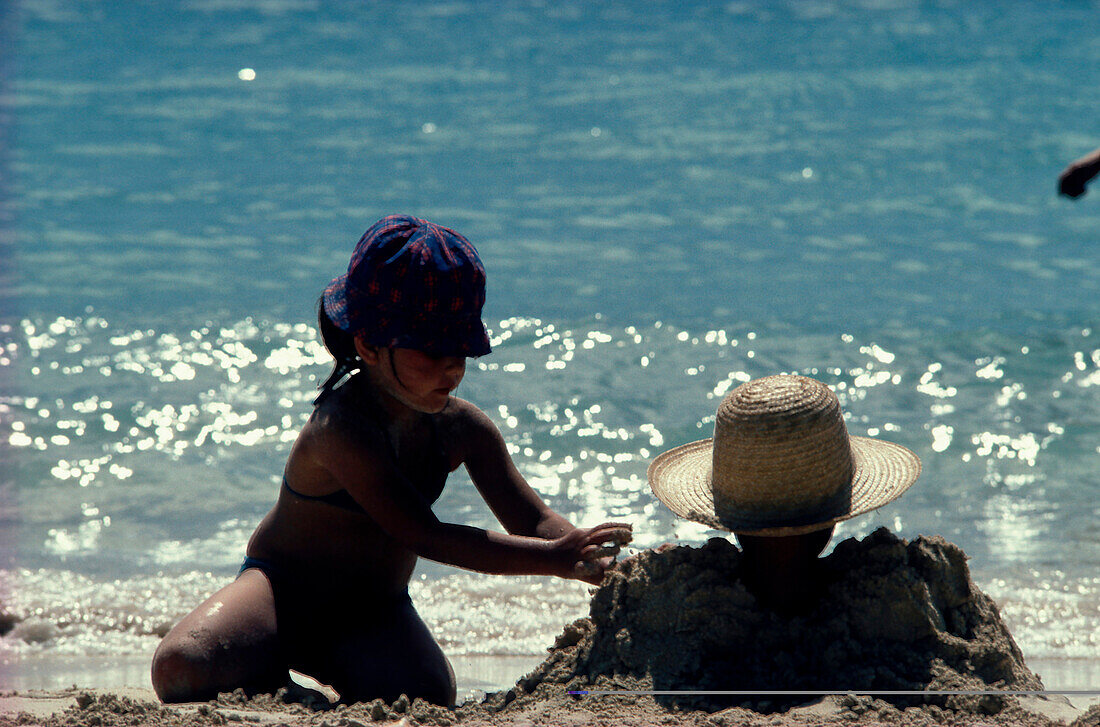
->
[1,0,1098,698]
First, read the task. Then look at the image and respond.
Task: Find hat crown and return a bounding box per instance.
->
[711,375,853,527]
[322,215,492,357]
[346,215,486,316]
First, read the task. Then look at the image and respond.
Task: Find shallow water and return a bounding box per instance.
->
[2,0,1098,692]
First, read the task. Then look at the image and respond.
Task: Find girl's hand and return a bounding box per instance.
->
[553,523,633,585]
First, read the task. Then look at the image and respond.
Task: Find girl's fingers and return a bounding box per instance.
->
[573,561,600,578]
[582,544,621,559]
[575,524,632,560]
[567,524,633,581]
[573,557,621,585]
[589,524,633,545]
[576,541,629,558]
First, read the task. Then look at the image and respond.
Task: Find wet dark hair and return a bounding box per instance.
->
[315,297,413,404]
[315,297,361,402]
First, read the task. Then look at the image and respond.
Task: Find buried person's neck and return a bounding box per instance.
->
[735,526,834,616]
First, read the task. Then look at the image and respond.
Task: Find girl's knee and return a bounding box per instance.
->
[151,572,283,703]
[151,639,209,703]
[150,633,288,703]
[151,630,285,703]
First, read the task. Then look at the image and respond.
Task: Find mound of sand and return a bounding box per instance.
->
[467,527,1062,724]
[517,528,1039,705]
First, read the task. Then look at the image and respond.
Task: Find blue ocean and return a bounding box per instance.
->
[2,0,1098,699]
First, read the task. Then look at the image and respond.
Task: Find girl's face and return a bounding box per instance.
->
[357,341,466,414]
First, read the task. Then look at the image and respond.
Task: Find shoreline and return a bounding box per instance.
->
[7,652,1097,706]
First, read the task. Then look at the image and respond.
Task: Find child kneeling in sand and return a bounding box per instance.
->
[649,373,920,613]
[152,215,632,706]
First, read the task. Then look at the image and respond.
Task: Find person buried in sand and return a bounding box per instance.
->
[151,215,632,707]
[648,373,920,614]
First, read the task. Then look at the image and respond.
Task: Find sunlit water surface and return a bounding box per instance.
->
[2,0,1098,697]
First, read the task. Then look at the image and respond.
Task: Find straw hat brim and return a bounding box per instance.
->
[648,435,921,537]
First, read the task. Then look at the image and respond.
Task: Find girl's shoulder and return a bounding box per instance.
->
[435,397,506,455]
[436,396,496,434]
[303,388,390,456]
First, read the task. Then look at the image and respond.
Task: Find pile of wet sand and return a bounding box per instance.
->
[515,527,1042,710]
[464,526,1070,725]
[4,528,1095,727]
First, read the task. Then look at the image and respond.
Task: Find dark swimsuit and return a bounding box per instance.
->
[280,478,367,513]
[279,413,450,511]
[239,412,450,579]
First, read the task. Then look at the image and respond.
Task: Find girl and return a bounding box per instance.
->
[151,215,632,706]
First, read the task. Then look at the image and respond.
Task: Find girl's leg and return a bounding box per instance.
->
[151,568,287,703]
[306,595,456,707]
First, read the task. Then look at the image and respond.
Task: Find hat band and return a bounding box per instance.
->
[712,472,853,530]
[356,310,491,357]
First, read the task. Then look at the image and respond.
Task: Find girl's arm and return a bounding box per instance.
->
[453,399,632,581]
[454,401,579,540]
[415,520,629,583]
[315,408,629,583]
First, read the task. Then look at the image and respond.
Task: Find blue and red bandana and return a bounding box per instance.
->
[323,215,492,358]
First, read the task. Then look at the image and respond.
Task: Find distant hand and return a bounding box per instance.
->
[553,523,632,585]
[1059,163,1093,198]
[1059,150,1100,199]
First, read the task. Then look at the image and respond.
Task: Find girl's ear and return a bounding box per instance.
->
[354,336,382,365]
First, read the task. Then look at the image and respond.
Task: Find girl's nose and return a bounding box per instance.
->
[443,357,466,384]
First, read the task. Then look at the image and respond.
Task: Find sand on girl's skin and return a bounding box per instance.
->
[3,529,1099,727]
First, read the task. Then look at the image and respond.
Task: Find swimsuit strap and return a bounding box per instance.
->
[283,408,449,511]
[282,476,366,514]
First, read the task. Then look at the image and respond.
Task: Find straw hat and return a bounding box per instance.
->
[648,374,920,536]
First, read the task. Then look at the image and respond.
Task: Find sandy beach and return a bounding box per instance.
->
[0,684,1095,727]
[4,530,1099,727]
